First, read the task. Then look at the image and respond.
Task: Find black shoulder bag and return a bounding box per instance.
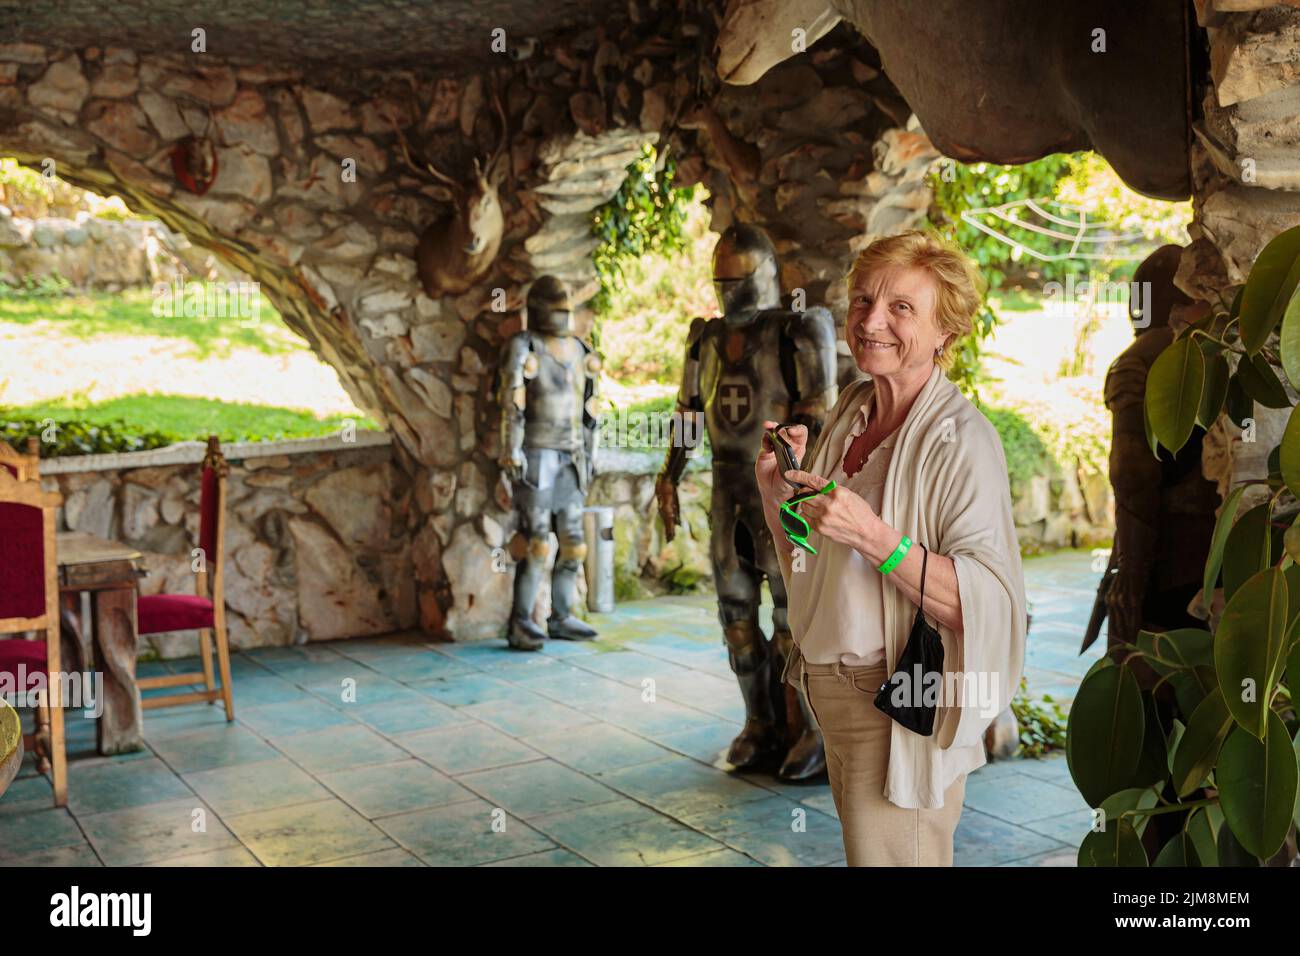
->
[873,543,945,736]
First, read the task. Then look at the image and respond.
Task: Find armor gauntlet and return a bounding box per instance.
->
[498,334,532,480]
[582,344,602,485]
[657,318,706,541]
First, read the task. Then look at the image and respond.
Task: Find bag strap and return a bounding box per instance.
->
[918,542,929,615]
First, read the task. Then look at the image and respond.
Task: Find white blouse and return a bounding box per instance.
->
[786,392,894,666]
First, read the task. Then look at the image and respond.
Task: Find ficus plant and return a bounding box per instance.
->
[1066,224,1300,866]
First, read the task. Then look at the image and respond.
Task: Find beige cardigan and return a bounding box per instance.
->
[780,365,1027,809]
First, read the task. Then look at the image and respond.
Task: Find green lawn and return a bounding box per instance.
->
[4,394,378,447]
[0,286,303,357]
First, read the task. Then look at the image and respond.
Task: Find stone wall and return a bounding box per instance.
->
[0,206,165,288]
[41,434,417,657]
[0,204,233,289]
[1186,2,1300,512]
[1011,465,1113,555]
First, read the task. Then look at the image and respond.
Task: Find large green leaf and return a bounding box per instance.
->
[1236,354,1291,409]
[1153,830,1202,867]
[1172,667,1217,717]
[1077,787,1159,867]
[1145,336,1204,454]
[1215,566,1289,738]
[1166,718,1186,778]
[1203,484,1247,609]
[1171,688,1233,797]
[1197,348,1230,429]
[1239,223,1300,355]
[1132,694,1169,789]
[1078,819,1148,867]
[1279,287,1300,390]
[1067,664,1146,807]
[1216,710,1299,860]
[1220,503,1272,603]
[1186,805,1221,867]
[1279,404,1300,501]
[1225,372,1254,428]
[1293,727,1300,830]
[1136,628,1214,677]
[1215,815,1260,867]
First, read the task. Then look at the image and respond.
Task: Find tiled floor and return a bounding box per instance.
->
[0,550,1103,867]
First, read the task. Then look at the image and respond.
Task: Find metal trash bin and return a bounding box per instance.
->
[582,505,616,613]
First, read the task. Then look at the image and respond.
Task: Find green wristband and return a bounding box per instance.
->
[877,534,911,575]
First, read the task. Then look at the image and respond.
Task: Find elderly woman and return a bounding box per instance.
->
[756,231,1026,866]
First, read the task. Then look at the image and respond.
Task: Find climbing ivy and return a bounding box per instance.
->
[589,144,695,338]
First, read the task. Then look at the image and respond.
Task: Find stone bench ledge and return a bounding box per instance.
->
[40,430,392,475]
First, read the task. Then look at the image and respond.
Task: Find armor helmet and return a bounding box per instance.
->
[526,275,574,335]
[1130,243,1191,333]
[712,224,780,317]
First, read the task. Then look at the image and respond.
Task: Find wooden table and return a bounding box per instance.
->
[0,698,21,799]
[58,532,144,755]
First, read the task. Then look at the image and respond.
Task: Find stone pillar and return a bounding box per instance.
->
[1186,2,1300,513]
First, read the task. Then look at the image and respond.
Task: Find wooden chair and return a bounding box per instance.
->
[135,436,234,718]
[0,468,67,806]
[0,437,40,481]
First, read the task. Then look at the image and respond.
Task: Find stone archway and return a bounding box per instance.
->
[0,10,925,642]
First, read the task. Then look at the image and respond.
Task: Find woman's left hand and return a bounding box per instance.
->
[783,469,882,551]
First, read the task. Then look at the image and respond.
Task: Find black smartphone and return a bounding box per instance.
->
[765,427,801,477]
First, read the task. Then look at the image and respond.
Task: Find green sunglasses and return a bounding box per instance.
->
[778,480,837,555]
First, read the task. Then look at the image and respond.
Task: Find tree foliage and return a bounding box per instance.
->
[590,144,695,337]
[929,152,1192,400]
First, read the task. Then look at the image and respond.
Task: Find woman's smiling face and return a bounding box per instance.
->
[846,265,947,378]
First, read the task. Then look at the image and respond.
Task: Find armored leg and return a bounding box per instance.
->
[508,504,552,651]
[712,480,780,768]
[749,501,826,781]
[723,619,780,768]
[549,482,596,640]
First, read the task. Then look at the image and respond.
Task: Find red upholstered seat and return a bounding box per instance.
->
[137,594,215,635]
[0,638,48,679]
[0,499,46,621]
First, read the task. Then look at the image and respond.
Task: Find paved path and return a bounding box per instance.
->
[0,550,1103,867]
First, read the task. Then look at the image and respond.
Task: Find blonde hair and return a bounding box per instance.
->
[846,231,985,370]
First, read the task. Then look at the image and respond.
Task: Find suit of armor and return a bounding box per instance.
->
[656,225,838,779]
[498,275,602,651]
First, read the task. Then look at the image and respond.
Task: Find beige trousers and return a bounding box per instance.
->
[792,650,966,866]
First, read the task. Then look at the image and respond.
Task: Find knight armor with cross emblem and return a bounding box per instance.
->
[498,275,602,651]
[655,224,838,780]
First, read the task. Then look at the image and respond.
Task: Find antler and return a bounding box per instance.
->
[468,76,510,182]
[385,106,461,189]
[489,81,509,171]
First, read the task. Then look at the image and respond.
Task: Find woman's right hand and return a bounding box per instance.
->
[755,420,808,507]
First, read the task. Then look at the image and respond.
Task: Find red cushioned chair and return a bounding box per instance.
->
[135,436,235,719]
[0,468,67,806]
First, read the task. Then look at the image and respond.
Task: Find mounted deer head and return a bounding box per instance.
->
[390,93,510,299]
